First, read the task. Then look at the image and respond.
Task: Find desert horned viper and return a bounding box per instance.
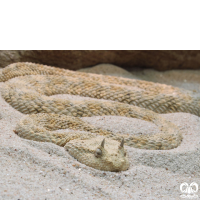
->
[0,62,199,171]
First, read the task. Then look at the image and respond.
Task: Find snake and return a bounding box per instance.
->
[1,62,198,171]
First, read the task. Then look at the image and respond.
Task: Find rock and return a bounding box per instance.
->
[78,64,136,79]
[0,50,200,70]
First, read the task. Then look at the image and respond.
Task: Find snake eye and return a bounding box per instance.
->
[95,148,102,157]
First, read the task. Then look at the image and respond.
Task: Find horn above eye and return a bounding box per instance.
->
[120,138,124,148]
[101,138,105,148]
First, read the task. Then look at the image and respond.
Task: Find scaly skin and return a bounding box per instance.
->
[15,113,129,172]
[0,62,190,171]
[0,62,199,116]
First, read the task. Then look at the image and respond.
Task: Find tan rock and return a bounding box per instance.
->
[1,50,200,70]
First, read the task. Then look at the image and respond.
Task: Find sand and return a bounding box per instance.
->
[0,64,200,200]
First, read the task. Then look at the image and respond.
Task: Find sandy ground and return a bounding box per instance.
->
[0,64,200,200]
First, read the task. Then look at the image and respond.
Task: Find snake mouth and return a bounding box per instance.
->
[87,158,130,172]
[110,161,130,172]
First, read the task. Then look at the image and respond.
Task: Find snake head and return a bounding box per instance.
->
[65,137,129,172]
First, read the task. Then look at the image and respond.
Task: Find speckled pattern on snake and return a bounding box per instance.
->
[0,62,199,171]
